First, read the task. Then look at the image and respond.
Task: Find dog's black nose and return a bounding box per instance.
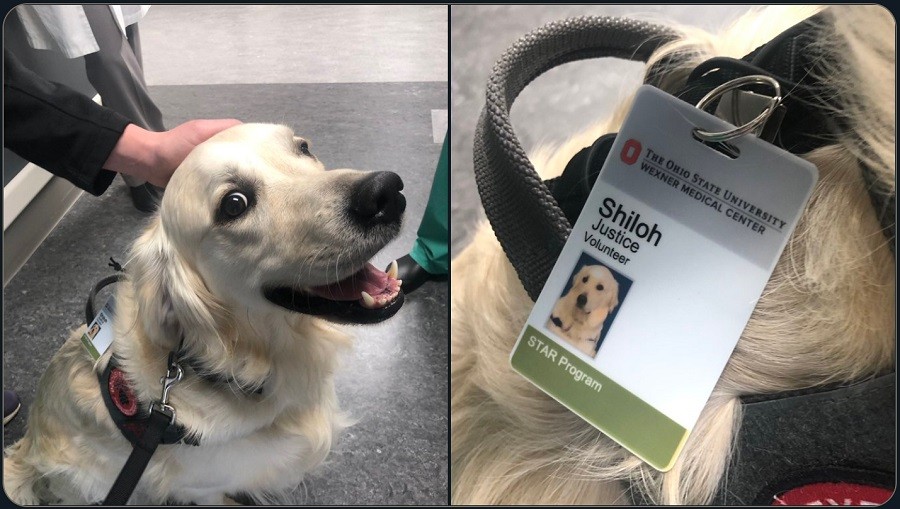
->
[576,293,587,308]
[349,171,406,225]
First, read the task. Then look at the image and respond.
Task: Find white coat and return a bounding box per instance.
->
[15,5,151,59]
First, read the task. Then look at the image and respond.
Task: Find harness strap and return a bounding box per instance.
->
[176,351,265,396]
[627,373,896,505]
[664,13,839,154]
[99,358,199,447]
[473,17,678,301]
[546,133,618,225]
[102,408,172,505]
[721,373,895,505]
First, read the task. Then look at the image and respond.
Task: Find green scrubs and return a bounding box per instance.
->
[409,133,449,275]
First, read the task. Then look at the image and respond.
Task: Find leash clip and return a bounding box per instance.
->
[150,361,183,425]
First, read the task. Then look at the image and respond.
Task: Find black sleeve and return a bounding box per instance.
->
[3,49,131,196]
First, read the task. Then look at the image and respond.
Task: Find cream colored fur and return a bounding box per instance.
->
[547,265,620,357]
[451,5,894,504]
[4,124,401,504]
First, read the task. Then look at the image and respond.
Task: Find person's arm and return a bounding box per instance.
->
[4,48,128,195]
[4,49,241,193]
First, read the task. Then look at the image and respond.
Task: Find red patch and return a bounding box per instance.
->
[773,482,893,505]
[108,368,138,417]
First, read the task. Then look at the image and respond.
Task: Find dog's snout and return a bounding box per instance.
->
[576,293,587,308]
[349,171,406,225]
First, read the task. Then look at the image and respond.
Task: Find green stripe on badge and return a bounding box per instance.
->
[80,333,100,361]
[511,326,688,471]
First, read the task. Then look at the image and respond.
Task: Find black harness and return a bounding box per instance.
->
[473,12,895,505]
[99,357,199,447]
[85,269,264,504]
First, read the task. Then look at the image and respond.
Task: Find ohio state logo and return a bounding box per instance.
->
[620,138,642,165]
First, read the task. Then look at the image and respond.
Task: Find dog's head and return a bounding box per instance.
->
[567,265,619,316]
[129,123,406,345]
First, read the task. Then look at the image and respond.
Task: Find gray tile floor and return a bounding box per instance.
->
[450,5,753,255]
[3,6,447,505]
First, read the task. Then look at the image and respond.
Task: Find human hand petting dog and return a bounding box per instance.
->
[103,119,242,187]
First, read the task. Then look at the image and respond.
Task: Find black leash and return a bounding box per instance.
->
[102,409,173,505]
[102,353,184,505]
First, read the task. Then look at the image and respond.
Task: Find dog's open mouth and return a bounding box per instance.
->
[310,260,402,309]
[263,260,404,324]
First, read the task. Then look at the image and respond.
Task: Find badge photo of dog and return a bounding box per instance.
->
[547,257,626,358]
[451,5,894,505]
[3,124,408,505]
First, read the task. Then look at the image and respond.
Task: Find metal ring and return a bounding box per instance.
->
[693,75,782,143]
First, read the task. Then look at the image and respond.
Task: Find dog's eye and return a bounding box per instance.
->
[298,141,311,156]
[582,276,589,283]
[221,192,249,218]
[596,284,604,291]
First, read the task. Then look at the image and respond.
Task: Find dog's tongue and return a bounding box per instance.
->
[308,263,388,301]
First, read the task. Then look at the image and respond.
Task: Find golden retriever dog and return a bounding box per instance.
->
[451,5,894,505]
[547,264,619,357]
[4,123,406,505]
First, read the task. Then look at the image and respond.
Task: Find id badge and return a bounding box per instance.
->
[510,85,817,471]
[80,295,116,361]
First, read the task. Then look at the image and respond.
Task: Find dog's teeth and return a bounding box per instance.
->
[397,279,403,287]
[387,260,399,279]
[361,291,376,309]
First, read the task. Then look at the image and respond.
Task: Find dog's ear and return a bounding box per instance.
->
[572,268,586,286]
[606,281,620,312]
[126,220,227,349]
